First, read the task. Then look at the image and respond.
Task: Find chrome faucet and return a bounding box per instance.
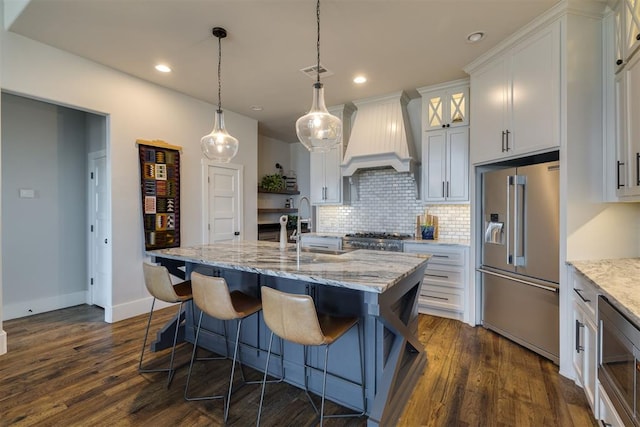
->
[293,196,312,259]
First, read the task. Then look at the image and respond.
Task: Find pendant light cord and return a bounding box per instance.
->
[316,0,321,84]
[217,34,223,113]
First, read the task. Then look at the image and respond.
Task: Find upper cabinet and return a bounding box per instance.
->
[309,103,355,205]
[418,80,470,203]
[468,20,561,164]
[614,46,640,197]
[609,0,640,200]
[418,79,469,131]
[614,0,640,71]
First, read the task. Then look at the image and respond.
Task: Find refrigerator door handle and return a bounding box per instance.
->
[478,268,559,293]
[513,175,526,266]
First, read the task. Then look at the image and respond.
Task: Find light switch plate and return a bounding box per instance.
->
[19,188,35,199]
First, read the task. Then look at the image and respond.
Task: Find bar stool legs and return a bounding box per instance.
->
[257,320,365,427]
[184,310,226,403]
[138,298,185,388]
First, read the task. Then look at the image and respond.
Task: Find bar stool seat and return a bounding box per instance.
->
[184,271,262,422]
[257,286,366,426]
[139,262,193,388]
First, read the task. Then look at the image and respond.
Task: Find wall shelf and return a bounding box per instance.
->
[257,208,298,214]
[258,187,300,195]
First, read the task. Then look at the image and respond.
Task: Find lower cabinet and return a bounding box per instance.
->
[598,382,625,427]
[403,243,468,320]
[300,235,342,251]
[571,267,626,426]
[571,269,598,414]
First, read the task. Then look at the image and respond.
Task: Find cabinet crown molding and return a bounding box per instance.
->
[464,0,606,75]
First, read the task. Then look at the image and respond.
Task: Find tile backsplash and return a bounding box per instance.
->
[317,168,470,240]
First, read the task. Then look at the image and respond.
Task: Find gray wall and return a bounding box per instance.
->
[1,93,95,316]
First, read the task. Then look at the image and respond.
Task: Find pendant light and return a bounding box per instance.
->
[295,0,342,153]
[201,27,239,163]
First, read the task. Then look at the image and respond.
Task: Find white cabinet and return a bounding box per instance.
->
[309,103,354,205]
[571,268,598,416]
[616,51,640,198]
[469,20,560,164]
[613,0,640,71]
[310,144,343,204]
[598,383,626,427]
[614,72,628,195]
[403,243,468,320]
[300,235,342,251]
[422,128,469,203]
[418,80,470,203]
[417,79,469,131]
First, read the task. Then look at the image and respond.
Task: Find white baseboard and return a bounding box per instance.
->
[106,297,176,324]
[3,291,89,321]
[0,330,7,355]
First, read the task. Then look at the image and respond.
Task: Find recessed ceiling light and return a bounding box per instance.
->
[466,31,485,43]
[250,105,263,111]
[353,75,367,84]
[155,64,172,73]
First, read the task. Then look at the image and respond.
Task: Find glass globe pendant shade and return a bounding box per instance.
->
[201,110,239,163]
[296,82,342,153]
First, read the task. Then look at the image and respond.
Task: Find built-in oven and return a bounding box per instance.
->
[598,295,640,426]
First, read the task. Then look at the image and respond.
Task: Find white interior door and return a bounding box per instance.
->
[203,162,243,243]
[88,151,110,308]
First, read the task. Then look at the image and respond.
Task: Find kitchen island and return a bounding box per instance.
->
[149,241,430,427]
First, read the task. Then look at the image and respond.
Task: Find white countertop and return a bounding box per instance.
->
[568,258,640,326]
[149,240,430,294]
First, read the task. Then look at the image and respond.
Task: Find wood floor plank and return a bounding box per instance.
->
[0,305,596,426]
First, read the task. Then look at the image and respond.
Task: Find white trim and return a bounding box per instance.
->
[0,331,7,356]
[106,296,176,324]
[3,291,88,321]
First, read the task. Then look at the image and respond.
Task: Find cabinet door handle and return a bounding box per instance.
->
[636,33,640,41]
[636,153,639,186]
[424,295,449,301]
[617,160,625,189]
[442,181,445,198]
[575,319,584,353]
[574,288,591,303]
[616,59,624,66]
[432,254,450,259]
[424,273,450,279]
[446,181,450,198]
[501,131,506,152]
[446,123,450,128]
[505,130,511,151]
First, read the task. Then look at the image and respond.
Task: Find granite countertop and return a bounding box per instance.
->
[568,258,640,326]
[149,240,430,294]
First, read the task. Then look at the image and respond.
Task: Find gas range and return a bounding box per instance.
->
[342,232,413,252]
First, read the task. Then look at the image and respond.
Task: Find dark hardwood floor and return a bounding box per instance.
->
[0,305,596,426]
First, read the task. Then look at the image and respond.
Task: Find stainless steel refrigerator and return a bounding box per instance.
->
[480,161,560,363]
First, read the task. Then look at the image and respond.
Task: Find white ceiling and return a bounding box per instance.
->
[8,0,559,142]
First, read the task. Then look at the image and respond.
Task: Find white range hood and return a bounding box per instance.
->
[341,91,417,176]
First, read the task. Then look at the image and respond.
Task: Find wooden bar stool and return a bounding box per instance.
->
[139,262,193,388]
[184,271,263,422]
[257,286,366,426]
